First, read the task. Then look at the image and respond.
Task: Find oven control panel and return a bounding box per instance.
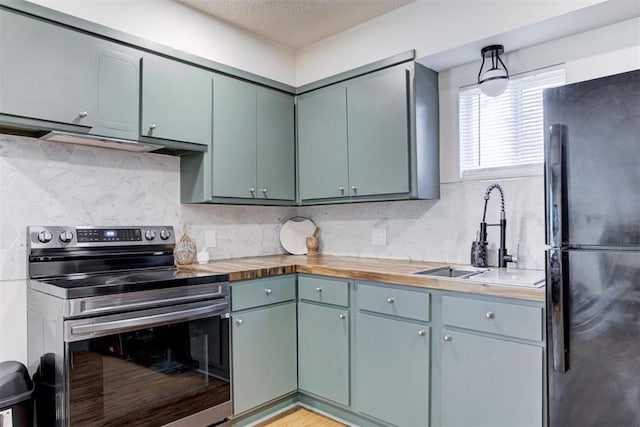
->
[28,226,176,248]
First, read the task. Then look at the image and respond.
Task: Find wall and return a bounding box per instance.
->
[295,0,605,85]
[28,0,296,85]
[0,134,295,363]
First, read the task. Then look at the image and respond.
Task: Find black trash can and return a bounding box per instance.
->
[0,361,34,427]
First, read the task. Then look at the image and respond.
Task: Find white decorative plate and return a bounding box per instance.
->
[279,217,316,255]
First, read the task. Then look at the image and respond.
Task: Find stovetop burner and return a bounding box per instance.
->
[27,225,228,299]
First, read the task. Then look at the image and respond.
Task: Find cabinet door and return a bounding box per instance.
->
[92,43,140,140]
[256,88,295,201]
[297,86,349,201]
[347,67,410,197]
[0,10,96,127]
[141,55,211,145]
[354,313,429,426]
[298,303,349,406]
[212,76,257,199]
[231,303,297,415]
[441,330,543,427]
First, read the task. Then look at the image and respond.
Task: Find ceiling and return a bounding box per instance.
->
[178,0,415,49]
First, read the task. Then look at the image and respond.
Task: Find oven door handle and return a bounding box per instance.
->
[70,301,229,337]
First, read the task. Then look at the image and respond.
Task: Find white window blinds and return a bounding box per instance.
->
[459,67,565,178]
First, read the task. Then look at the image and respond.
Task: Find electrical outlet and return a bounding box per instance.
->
[372,228,387,246]
[205,230,217,248]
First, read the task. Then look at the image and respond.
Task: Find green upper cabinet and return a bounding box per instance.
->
[256,87,295,201]
[212,75,295,202]
[0,10,96,127]
[141,54,211,145]
[92,43,140,141]
[297,61,439,204]
[297,86,349,201]
[212,75,257,199]
[347,67,410,197]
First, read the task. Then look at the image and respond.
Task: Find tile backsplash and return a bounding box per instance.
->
[0,134,545,281]
[0,134,295,280]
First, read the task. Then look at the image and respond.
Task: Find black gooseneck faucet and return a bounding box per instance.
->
[480,183,517,268]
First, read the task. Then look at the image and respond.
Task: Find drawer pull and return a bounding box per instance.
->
[485,311,495,319]
[418,329,426,337]
[265,288,272,295]
[386,297,395,304]
[339,313,346,320]
[236,319,243,325]
[315,287,323,292]
[443,334,452,342]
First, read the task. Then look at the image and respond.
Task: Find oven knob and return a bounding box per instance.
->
[37,231,53,243]
[59,230,74,243]
[160,229,171,240]
[145,230,157,241]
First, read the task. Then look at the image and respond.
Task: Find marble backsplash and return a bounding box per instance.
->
[299,176,546,270]
[0,133,545,281]
[0,134,295,280]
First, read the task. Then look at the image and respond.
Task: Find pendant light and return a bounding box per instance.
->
[478,45,509,97]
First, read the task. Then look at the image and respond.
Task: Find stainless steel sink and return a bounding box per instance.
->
[413,266,487,279]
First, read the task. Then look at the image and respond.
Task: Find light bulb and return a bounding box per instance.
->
[480,68,509,97]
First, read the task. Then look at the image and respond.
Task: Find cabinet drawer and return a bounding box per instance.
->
[357,283,430,322]
[442,296,542,341]
[299,276,349,307]
[231,275,296,311]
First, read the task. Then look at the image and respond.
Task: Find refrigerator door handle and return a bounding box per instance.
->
[548,248,569,372]
[546,124,567,247]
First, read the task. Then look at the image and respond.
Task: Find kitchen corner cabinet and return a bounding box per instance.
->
[440,295,544,427]
[212,75,295,201]
[297,62,439,204]
[353,282,431,427]
[230,276,297,415]
[297,276,350,406]
[141,54,211,145]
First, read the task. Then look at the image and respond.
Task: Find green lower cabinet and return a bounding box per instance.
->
[297,302,349,406]
[440,329,543,427]
[231,302,298,415]
[354,312,430,426]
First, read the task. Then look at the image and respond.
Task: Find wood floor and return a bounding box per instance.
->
[255,407,349,427]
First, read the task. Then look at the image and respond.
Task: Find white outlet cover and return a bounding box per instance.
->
[205,230,217,248]
[372,228,387,246]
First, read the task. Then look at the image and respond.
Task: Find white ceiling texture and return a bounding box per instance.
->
[178,0,415,49]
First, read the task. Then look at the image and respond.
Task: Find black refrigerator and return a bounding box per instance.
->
[544,69,640,426]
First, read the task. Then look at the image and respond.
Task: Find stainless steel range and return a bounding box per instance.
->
[26,225,231,427]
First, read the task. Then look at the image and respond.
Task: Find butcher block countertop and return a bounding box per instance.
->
[181,255,545,302]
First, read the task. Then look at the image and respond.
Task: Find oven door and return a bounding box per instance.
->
[61,299,231,427]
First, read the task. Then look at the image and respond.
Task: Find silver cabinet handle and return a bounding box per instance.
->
[265,288,272,295]
[386,297,395,304]
[338,186,345,193]
[261,188,268,193]
[236,319,243,325]
[249,188,255,193]
[351,185,357,192]
[339,314,346,320]
[315,287,323,292]
[443,334,452,342]
[485,311,495,319]
[78,111,88,118]
[149,124,157,130]
[418,329,426,336]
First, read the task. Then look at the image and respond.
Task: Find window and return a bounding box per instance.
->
[458,67,565,179]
